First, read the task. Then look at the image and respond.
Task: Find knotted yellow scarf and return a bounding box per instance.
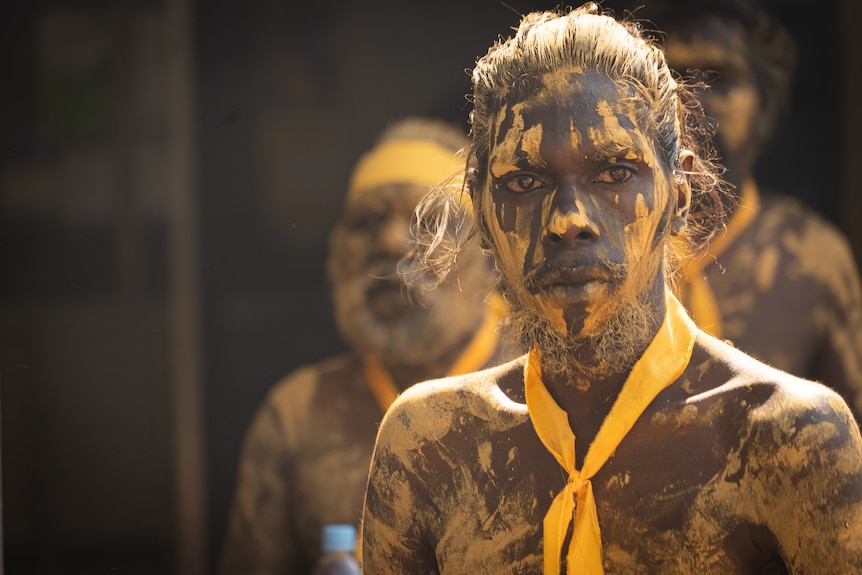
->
[678,179,760,337]
[364,292,508,412]
[525,290,697,574]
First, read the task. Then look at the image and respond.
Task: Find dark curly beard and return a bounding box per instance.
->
[504,291,658,387]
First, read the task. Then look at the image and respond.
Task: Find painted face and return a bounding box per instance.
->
[329,182,492,364]
[481,67,677,340]
[663,13,762,186]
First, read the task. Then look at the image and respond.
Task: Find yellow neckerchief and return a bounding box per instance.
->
[364,291,508,412]
[678,179,760,337]
[524,290,697,575]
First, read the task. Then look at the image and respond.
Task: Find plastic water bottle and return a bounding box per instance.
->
[311,524,361,575]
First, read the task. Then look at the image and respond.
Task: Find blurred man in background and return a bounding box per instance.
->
[615,0,862,420]
[218,116,514,575]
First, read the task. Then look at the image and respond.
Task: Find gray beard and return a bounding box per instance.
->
[505,294,658,385]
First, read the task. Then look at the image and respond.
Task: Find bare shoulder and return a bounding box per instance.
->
[262,353,358,421]
[761,193,860,280]
[376,355,529,444]
[690,332,862,464]
[649,332,862,571]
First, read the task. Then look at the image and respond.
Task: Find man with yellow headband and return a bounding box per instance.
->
[608,0,862,424]
[361,5,862,574]
[217,117,515,575]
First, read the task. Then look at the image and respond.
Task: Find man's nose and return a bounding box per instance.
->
[376,217,412,255]
[544,186,599,244]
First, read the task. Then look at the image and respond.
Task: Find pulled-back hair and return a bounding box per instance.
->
[404,2,728,293]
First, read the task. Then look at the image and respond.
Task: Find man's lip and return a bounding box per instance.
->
[538,267,607,287]
[366,278,414,317]
[529,266,611,305]
[527,260,612,292]
[367,277,405,298]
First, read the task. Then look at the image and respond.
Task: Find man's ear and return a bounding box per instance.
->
[466,167,480,201]
[466,168,494,250]
[672,150,694,235]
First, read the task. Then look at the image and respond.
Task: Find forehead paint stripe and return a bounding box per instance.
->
[492,102,516,155]
[488,107,524,178]
[621,192,669,261]
[569,118,582,150]
[520,123,543,161]
[589,99,635,152]
[541,66,586,95]
[490,104,532,179]
[349,139,464,201]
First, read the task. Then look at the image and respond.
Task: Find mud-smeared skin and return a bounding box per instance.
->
[220,347,518,575]
[219,185,510,573]
[363,338,862,574]
[362,23,862,573]
[220,356,382,575]
[663,11,862,422]
[697,193,862,420]
[482,68,672,340]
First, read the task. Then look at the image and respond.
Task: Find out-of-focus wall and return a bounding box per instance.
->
[1,1,175,573]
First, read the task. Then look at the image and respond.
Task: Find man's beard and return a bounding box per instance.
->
[504,287,658,385]
[332,274,479,366]
[333,279,432,364]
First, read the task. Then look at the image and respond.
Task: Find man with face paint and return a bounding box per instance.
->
[608,0,862,422]
[217,117,514,575]
[361,5,862,574]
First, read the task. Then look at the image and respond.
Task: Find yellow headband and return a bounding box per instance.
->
[348,139,466,199]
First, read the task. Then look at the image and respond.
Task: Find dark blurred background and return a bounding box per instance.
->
[1,0,859,573]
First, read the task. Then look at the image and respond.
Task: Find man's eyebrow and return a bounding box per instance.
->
[589,144,644,163]
[489,153,546,174]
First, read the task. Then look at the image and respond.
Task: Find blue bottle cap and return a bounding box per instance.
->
[321,524,357,553]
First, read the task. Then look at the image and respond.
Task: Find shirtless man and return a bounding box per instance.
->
[218,117,514,575]
[361,5,862,574]
[614,0,862,422]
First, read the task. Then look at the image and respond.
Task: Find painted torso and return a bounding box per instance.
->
[362,335,862,574]
[685,192,862,421]
[219,334,517,575]
[219,354,381,575]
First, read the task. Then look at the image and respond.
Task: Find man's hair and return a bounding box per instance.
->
[404,2,728,293]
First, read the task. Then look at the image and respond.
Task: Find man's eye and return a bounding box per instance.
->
[346,213,383,231]
[505,174,544,193]
[595,166,633,184]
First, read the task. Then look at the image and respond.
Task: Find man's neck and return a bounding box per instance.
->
[536,287,679,468]
[382,361,449,393]
[379,326,481,392]
[542,346,637,414]
[539,365,631,471]
[548,299,667,439]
